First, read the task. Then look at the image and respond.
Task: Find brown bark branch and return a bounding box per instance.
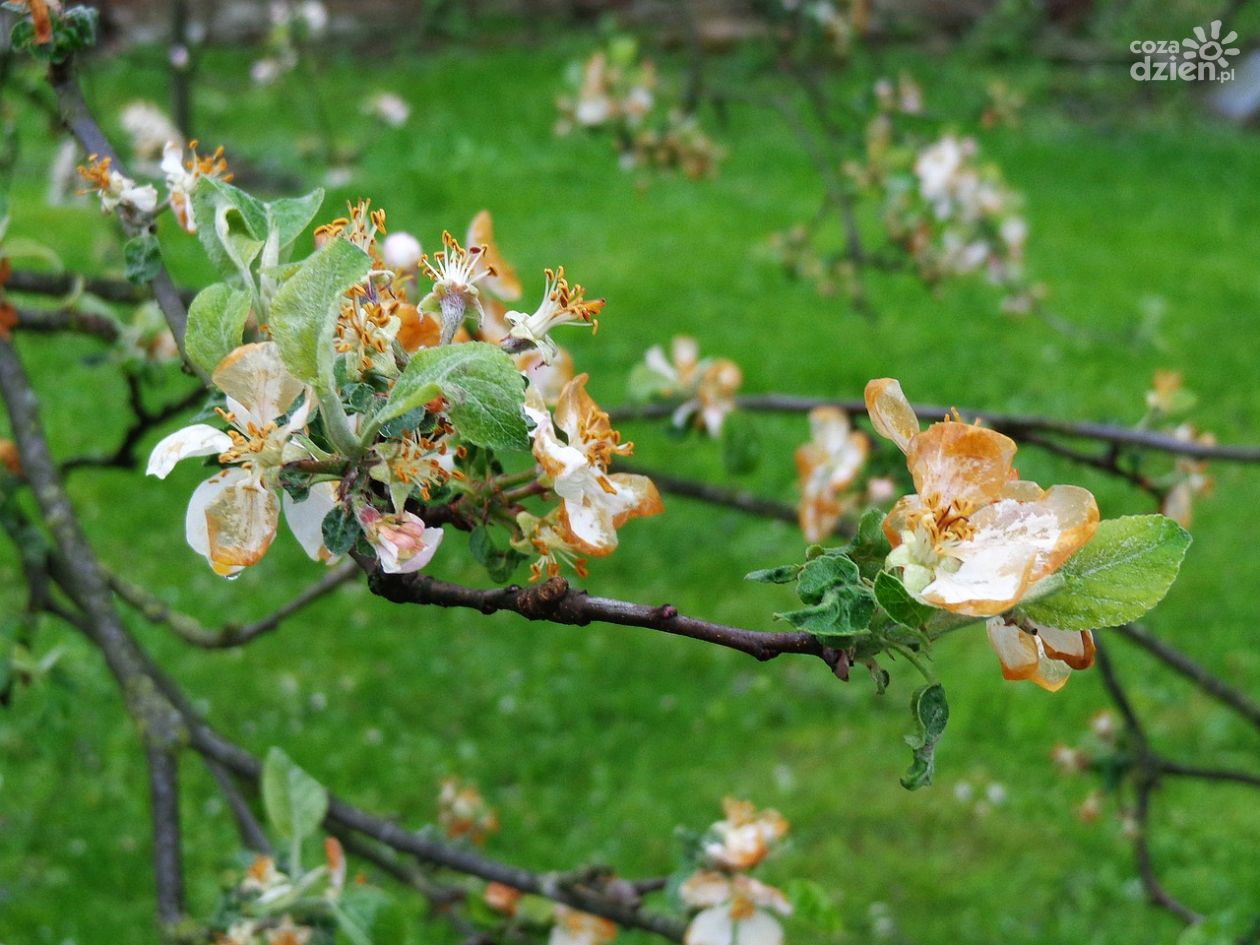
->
[611,395,1260,463]
[363,568,847,673]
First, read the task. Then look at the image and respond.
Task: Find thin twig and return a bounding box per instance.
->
[205,759,272,855]
[613,461,800,526]
[610,395,1260,462]
[7,269,196,307]
[63,378,206,473]
[109,560,358,649]
[1113,624,1260,732]
[14,304,123,341]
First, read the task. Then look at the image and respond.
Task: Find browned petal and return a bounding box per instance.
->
[396,304,441,352]
[206,481,278,569]
[609,472,664,528]
[466,210,521,301]
[985,618,1040,681]
[29,0,53,44]
[1039,627,1096,671]
[882,494,923,547]
[864,377,920,453]
[907,421,1017,508]
[1025,484,1099,584]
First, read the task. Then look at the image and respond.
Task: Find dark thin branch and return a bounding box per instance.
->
[1094,639,1202,925]
[613,461,799,526]
[205,759,272,855]
[7,269,196,307]
[109,560,358,649]
[46,60,200,376]
[1018,432,1163,500]
[365,568,846,672]
[1152,759,1260,789]
[14,304,123,341]
[610,395,1260,463]
[1112,624,1260,732]
[63,378,206,473]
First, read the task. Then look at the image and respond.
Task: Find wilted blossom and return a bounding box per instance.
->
[438,777,499,845]
[702,798,789,871]
[867,378,1099,689]
[161,140,233,233]
[146,343,337,576]
[77,154,159,217]
[639,336,742,437]
[681,872,792,945]
[795,406,868,542]
[525,375,663,557]
[549,904,617,945]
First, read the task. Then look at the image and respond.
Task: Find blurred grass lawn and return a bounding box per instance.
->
[2,31,1260,945]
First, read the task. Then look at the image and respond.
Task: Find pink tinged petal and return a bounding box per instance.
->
[184,468,251,578]
[864,378,920,453]
[205,475,279,572]
[685,907,735,945]
[283,480,340,563]
[374,516,444,574]
[212,342,305,425]
[985,617,1040,681]
[147,424,233,479]
[906,421,1017,508]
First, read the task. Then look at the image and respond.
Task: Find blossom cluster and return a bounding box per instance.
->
[679,799,793,945]
[145,188,661,584]
[769,75,1039,313]
[556,38,721,179]
[631,336,742,438]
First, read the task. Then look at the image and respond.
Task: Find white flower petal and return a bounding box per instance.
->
[686,906,734,945]
[283,480,339,563]
[147,424,233,479]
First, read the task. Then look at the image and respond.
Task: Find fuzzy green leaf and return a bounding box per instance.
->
[378,342,529,452]
[185,284,252,374]
[268,238,372,388]
[901,682,949,790]
[1021,515,1191,631]
[261,747,328,843]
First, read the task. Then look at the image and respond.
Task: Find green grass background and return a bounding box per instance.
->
[2,22,1259,945]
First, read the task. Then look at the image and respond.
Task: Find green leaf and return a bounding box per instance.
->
[321,504,360,556]
[123,233,162,284]
[377,342,529,452]
[185,284,252,374]
[468,526,524,583]
[844,508,892,580]
[745,564,801,584]
[192,177,268,287]
[901,682,949,790]
[797,554,860,605]
[269,238,372,388]
[874,570,934,629]
[10,6,98,62]
[1021,515,1191,631]
[268,189,325,254]
[261,747,329,843]
[776,584,874,643]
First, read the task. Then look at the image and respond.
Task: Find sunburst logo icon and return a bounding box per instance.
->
[1182,20,1239,68]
